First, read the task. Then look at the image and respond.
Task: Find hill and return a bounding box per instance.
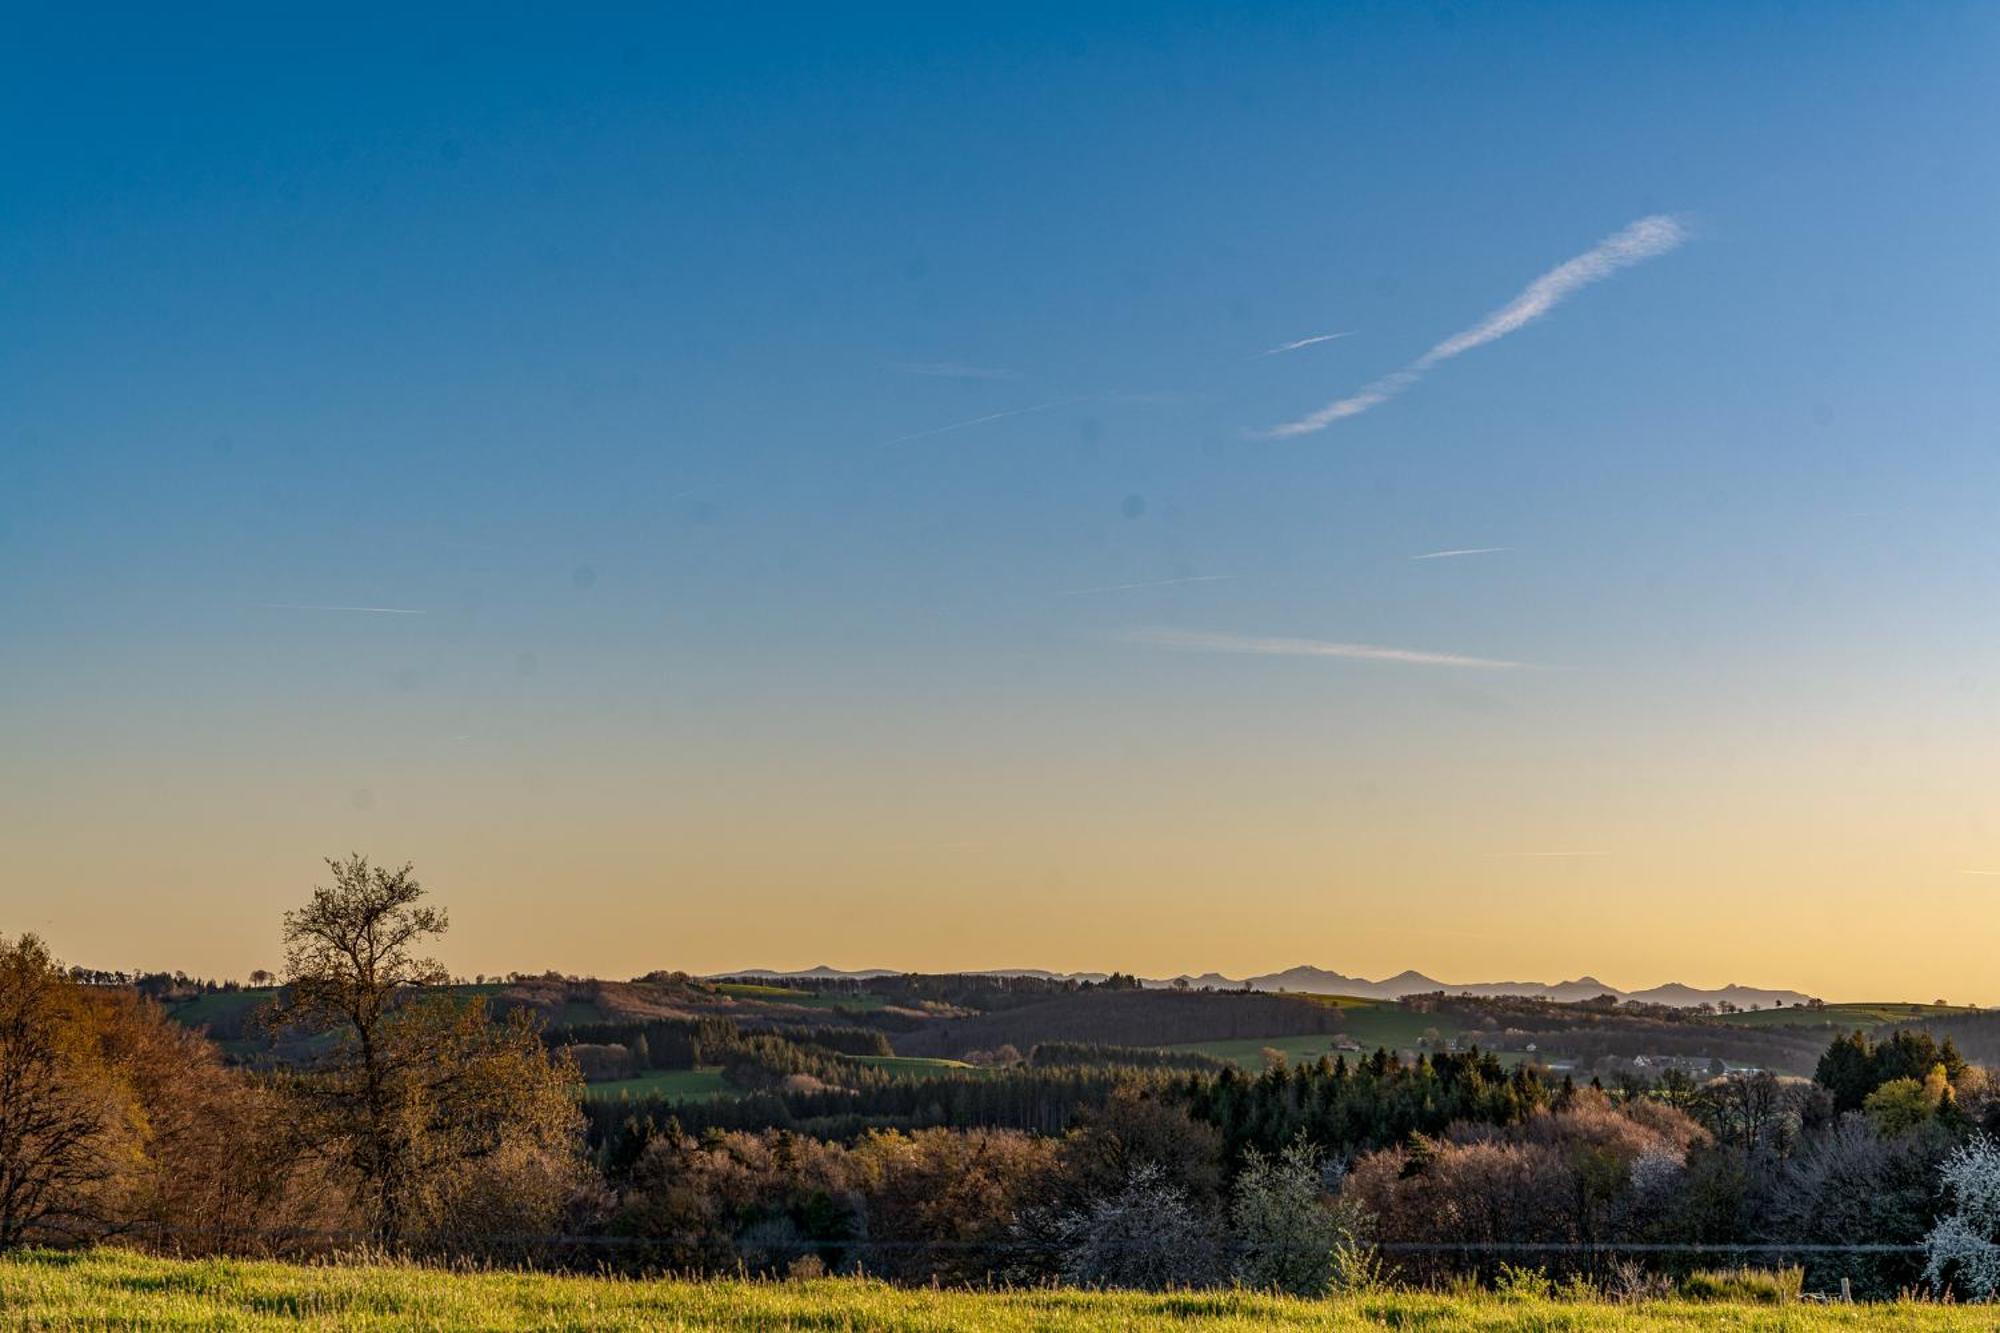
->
[891,987,1350,1059]
[1713,1002,1981,1030]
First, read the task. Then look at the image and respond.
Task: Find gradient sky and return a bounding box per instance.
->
[6,4,2000,999]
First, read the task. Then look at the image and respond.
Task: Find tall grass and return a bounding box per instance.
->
[1680,1266,1807,1304]
[0,1250,1980,1330]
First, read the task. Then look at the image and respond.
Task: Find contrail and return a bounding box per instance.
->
[259,603,425,616]
[1254,332,1354,358]
[1125,627,1529,670]
[888,361,1020,381]
[1411,547,1512,560]
[1060,575,1236,596]
[1264,215,1687,436]
[882,398,1078,446]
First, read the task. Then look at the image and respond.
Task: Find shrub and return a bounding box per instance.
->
[1231,1136,1368,1297]
[1679,1266,1804,1304]
[1046,1163,1227,1290]
[1495,1263,1554,1300]
[1327,1237,1391,1295]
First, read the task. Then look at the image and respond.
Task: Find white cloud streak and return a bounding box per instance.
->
[1254,332,1354,358]
[888,361,1020,381]
[1411,546,1512,561]
[1126,627,1528,670]
[882,399,1078,446]
[1060,575,1236,596]
[259,603,425,616]
[1263,215,1687,437]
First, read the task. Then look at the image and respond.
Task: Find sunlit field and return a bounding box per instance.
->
[0,1251,1987,1332]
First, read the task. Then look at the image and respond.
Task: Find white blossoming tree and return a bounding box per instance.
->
[1924,1135,2000,1298]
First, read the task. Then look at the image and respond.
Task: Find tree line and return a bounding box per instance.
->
[9,855,2000,1300]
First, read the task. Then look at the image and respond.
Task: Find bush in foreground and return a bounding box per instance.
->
[1679,1266,1805,1304]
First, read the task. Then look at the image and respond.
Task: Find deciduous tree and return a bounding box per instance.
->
[275,855,585,1250]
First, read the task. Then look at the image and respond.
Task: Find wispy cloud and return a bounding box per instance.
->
[259,603,425,616]
[1125,627,1529,670]
[882,398,1078,446]
[1253,332,1354,358]
[1960,869,2000,877]
[1060,575,1236,596]
[1411,546,1512,561]
[1263,214,1688,437]
[888,361,1021,381]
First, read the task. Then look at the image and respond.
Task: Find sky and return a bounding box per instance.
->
[5,4,2000,1000]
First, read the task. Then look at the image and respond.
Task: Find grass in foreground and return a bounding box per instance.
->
[0,1250,1988,1331]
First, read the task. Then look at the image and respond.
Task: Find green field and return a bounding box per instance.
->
[1713,1002,1980,1029]
[712,982,890,1012]
[1295,996,1472,1047]
[848,1054,978,1074]
[163,988,279,1027]
[580,1067,733,1101]
[1167,997,1471,1069]
[1,1250,1985,1331]
[1168,1024,1520,1072]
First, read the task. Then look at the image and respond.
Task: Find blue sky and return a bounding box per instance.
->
[6,4,2000,994]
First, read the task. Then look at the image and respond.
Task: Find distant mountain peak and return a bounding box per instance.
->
[709,964,1814,1009]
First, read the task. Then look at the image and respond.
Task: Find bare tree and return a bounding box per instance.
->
[275,856,583,1250]
[277,856,446,1247]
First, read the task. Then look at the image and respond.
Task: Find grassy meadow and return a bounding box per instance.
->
[848,1053,977,1073]
[1166,997,1473,1069]
[712,982,890,1011]
[578,1067,734,1101]
[1712,1003,1980,1029]
[0,1250,1987,1331]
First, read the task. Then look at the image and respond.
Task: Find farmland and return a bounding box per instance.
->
[1,1250,1986,1332]
[713,981,890,1012]
[1155,995,1499,1069]
[1167,1033,1366,1068]
[1713,1002,1980,1030]
[579,1067,733,1101]
[848,1053,978,1074]
[1168,1032,1532,1072]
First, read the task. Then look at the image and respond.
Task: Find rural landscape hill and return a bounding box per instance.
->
[720,964,1814,1010]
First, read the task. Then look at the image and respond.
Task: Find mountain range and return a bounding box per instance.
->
[715,965,1814,1010]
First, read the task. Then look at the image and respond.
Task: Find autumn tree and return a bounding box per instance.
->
[0,935,128,1248]
[0,935,326,1254]
[275,855,585,1250]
